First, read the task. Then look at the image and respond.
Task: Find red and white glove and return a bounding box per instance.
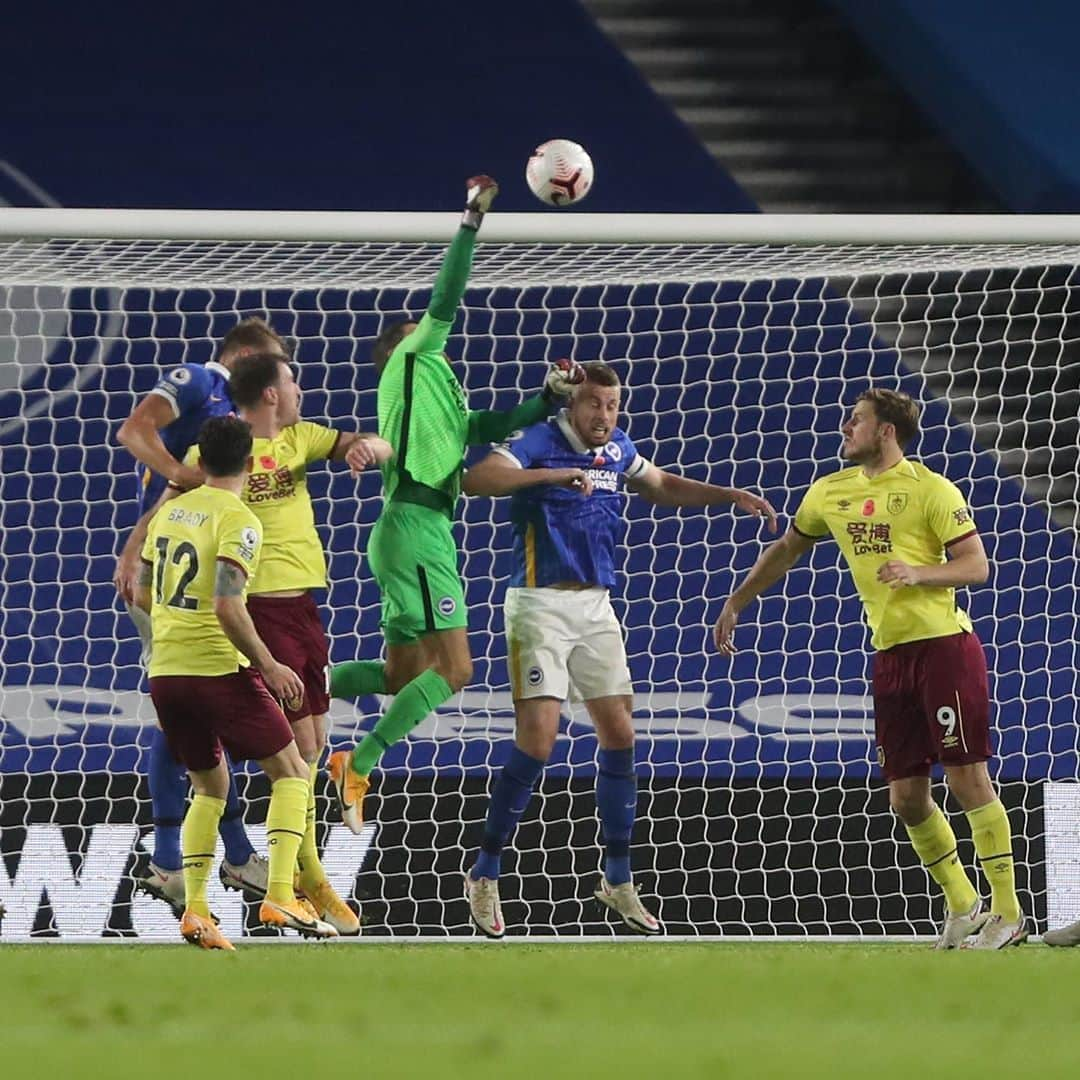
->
[542,359,587,401]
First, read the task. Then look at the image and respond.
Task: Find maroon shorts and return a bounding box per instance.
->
[247,592,330,724]
[871,630,993,782]
[149,667,294,772]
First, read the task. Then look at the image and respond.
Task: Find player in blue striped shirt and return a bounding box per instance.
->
[113,317,290,912]
[462,361,777,936]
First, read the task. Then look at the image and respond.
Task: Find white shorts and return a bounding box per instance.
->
[504,586,633,703]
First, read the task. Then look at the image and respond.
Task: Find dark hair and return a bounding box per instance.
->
[580,361,620,388]
[858,388,920,447]
[216,317,290,363]
[198,416,253,477]
[372,320,415,374]
[228,351,290,409]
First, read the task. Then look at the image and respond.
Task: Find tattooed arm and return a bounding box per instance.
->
[212,560,304,707]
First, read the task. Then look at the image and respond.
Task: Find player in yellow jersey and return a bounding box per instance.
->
[179,351,391,934]
[135,416,337,948]
[713,388,1026,949]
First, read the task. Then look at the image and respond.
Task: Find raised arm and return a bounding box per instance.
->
[462,449,592,497]
[628,465,778,531]
[713,528,816,654]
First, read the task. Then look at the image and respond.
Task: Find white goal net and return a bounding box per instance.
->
[0,211,1077,939]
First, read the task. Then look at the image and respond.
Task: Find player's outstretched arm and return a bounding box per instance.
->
[713,528,815,654]
[466,361,586,446]
[463,450,592,497]
[338,433,394,473]
[213,560,304,709]
[629,467,778,532]
[117,393,204,492]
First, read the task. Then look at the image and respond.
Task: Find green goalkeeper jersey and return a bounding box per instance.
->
[378,226,550,517]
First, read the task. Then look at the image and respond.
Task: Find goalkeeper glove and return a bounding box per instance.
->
[461,175,499,231]
[542,359,587,402]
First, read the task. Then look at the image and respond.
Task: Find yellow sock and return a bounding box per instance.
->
[266,777,309,905]
[966,799,1021,921]
[182,795,225,918]
[905,806,978,914]
[297,759,327,896]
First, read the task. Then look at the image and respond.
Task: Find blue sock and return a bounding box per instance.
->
[147,728,186,872]
[218,768,255,866]
[596,747,636,887]
[470,747,546,881]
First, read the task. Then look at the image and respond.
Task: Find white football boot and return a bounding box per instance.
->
[1042,917,1080,947]
[934,899,990,950]
[135,861,186,915]
[219,853,269,900]
[594,877,661,935]
[465,872,506,939]
[967,912,1028,950]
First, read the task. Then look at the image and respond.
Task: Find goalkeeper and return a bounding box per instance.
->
[328,175,583,831]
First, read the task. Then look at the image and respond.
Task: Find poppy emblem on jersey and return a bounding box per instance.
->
[861,499,875,516]
[527,667,544,686]
[887,493,908,515]
[592,455,606,467]
[260,456,276,470]
[438,596,457,616]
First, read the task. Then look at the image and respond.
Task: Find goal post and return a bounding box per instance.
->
[0,210,1076,940]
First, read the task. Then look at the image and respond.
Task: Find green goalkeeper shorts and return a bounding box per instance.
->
[367,502,468,645]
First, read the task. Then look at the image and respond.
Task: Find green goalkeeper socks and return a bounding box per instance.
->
[330,660,387,698]
[352,668,454,776]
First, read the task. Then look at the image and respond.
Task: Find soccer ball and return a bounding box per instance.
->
[526,139,594,206]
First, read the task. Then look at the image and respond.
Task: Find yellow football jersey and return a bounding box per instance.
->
[185,420,339,594]
[141,486,263,676]
[793,458,977,651]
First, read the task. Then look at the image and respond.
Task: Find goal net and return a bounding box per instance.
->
[0,211,1077,940]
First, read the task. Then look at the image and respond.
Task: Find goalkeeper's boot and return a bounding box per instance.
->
[259,897,338,939]
[219,853,269,900]
[934,898,990,950]
[180,910,235,952]
[594,877,661,935]
[1042,917,1080,947]
[465,871,505,940]
[967,912,1028,950]
[299,879,362,937]
[328,751,371,835]
[135,861,186,916]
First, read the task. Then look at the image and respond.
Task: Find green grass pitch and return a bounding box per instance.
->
[0,941,1074,1079]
